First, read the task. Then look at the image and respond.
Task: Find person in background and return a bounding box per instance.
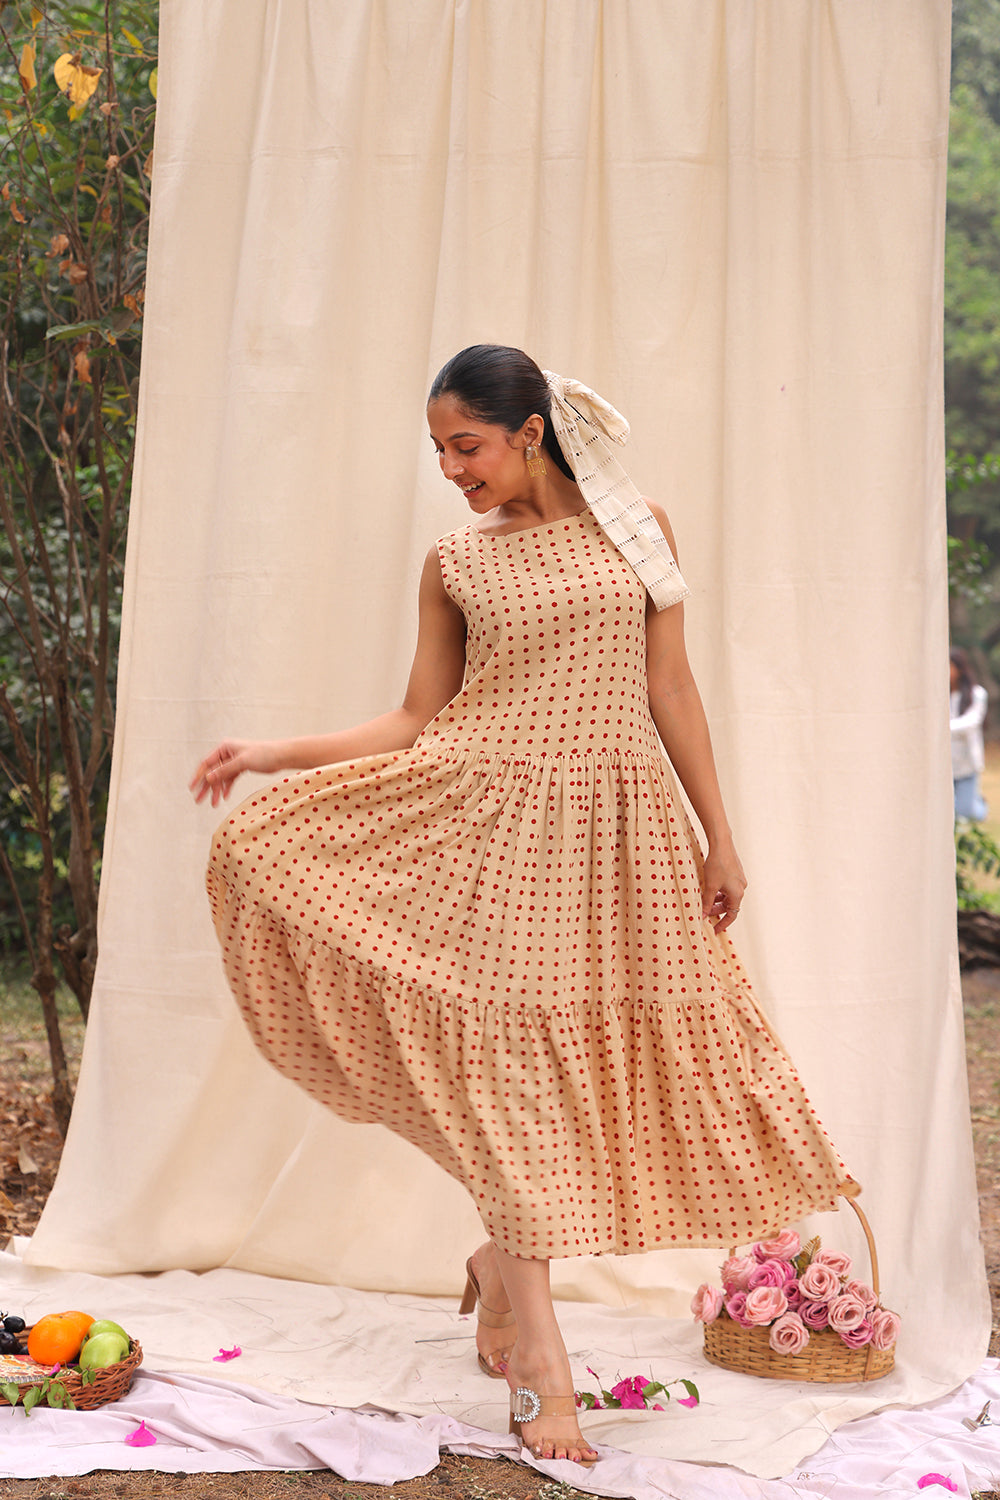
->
[950,646,989,821]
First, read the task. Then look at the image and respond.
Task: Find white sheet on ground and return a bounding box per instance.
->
[1,1244,996,1487]
[1,1251,998,1495]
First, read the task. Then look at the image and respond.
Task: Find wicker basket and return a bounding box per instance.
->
[703,1194,895,1383]
[0,1335,143,1410]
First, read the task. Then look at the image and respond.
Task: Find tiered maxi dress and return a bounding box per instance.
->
[207,509,853,1260]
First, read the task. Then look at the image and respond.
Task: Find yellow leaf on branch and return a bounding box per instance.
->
[53,52,103,109]
[30,6,44,27]
[18,41,37,91]
[148,67,157,99]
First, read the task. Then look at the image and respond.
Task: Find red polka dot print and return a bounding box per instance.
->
[206,510,852,1258]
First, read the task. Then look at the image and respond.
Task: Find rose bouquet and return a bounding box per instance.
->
[692,1226,900,1361]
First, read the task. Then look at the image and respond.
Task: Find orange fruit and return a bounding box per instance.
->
[27,1310,95,1365]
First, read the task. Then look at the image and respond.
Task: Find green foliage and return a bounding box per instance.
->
[955,820,1000,910]
[946,2,1000,679]
[948,532,994,605]
[0,0,156,1120]
[946,84,1000,463]
[0,1372,80,1411]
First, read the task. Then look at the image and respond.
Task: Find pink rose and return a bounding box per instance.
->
[725,1292,754,1328]
[784,1284,804,1312]
[838,1316,873,1349]
[869,1308,900,1351]
[768,1312,810,1355]
[744,1286,788,1326]
[845,1279,878,1313]
[813,1249,852,1278]
[799,1262,840,1303]
[753,1228,802,1262]
[691,1283,724,1323]
[747,1258,797,1291]
[721,1254,757,1292]
[828,1292,867,1334]
[799,1299,830,1331]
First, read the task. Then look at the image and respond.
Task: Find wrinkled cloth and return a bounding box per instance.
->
[2,1358,998,1496]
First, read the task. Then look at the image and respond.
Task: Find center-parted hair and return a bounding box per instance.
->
[428,344,575,479]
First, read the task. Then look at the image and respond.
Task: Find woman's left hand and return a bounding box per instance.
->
[701,842,747,933]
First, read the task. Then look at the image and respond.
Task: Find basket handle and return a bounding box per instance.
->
[840,1189,879,1298]
[729,1186,880,1296]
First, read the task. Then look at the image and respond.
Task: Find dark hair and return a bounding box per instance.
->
[428,344,575,480]
[951,646,977,715]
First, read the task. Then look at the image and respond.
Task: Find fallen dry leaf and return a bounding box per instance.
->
[18,1145,39,1174]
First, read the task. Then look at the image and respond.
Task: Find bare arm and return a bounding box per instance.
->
[644,503,746,931]
[190,545,467,806]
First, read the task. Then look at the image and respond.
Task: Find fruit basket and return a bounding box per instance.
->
[0,1327,143,1411]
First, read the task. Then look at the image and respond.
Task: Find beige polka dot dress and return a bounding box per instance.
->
[207,510,853,1258]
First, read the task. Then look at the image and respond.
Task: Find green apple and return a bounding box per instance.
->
[84,1320,130,1345]
[78,1331,129,1369]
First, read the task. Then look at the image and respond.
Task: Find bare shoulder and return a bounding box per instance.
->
[421,541,450,596]
[420,543,467,624]
[642,498,680,560]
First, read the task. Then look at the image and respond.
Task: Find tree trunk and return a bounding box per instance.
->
[33,957,73,1138]
[958,908,1000,969]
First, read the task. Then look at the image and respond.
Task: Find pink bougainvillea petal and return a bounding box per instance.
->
[678,1394,699,1408]
[212,1345,242,1362]
[125,1420,157,1448]
[917,1477,958,1493]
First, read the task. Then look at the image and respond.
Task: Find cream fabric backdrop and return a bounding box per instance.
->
[27,0,988,1404]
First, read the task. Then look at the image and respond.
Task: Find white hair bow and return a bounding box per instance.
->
[543,372,688,612]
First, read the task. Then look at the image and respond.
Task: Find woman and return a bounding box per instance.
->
[950,647,989,822]
[192,345,854,1466]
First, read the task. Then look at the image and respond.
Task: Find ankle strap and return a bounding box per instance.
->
[510,1388,578,1422]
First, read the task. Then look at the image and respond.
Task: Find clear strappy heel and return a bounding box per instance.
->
[459,1256,516,1379]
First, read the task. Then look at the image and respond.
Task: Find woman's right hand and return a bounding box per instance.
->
[189,739,280,807]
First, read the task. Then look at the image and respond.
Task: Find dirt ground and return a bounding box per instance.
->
[1,972,998,1500]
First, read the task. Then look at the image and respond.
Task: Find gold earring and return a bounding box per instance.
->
[526,444,547,478]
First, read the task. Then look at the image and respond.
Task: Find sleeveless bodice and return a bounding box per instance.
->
[422,511,663,760]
